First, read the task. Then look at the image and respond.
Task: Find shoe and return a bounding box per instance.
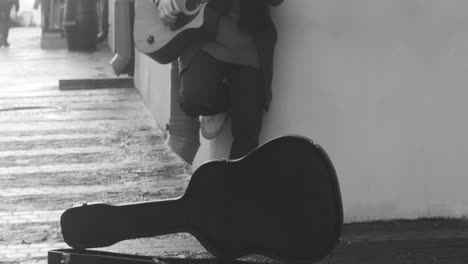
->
[200,112,227,139]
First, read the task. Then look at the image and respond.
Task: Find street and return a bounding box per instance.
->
[0,27,205,263]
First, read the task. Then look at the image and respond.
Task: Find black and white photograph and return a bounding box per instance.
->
[0,0,467,263]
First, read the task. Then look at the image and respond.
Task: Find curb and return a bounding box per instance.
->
[59,78,134,90]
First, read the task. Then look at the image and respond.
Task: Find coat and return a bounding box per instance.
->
[0,0,19,11]
[179,0,284,111]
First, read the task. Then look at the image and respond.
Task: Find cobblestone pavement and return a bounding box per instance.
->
[0,27,116,92]
[0,27,206,264]
[2,27,468,264]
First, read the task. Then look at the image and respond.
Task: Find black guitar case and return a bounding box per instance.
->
[52,135,343,263]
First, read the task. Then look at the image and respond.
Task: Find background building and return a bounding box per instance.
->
[10,0,41,27]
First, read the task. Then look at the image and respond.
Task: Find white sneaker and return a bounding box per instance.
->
[200,112,227,139]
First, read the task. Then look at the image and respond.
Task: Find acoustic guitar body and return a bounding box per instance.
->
[61,136,343,263]
[134,0,209,64]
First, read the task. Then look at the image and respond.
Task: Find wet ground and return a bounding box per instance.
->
[0,27,203,263]
[1,27,468,264]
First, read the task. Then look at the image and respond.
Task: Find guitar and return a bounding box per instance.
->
[61,135,343,263]
[134,0,213,64]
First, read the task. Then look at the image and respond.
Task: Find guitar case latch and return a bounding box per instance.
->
[60,253,71,264]
[152,257,170,264]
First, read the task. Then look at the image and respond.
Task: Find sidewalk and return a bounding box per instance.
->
[0,27,117,91]
[0,27,203,263]
[1,27,468,264]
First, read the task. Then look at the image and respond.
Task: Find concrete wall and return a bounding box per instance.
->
[133,0,468,222]
[109,0,116,52]
[134,54,171,130]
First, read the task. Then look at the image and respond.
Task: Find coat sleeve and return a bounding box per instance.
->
[268,0,284,7]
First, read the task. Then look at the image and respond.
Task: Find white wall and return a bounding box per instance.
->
[134,54,171,130]
[109,0,116,51]
[134,0,468,222]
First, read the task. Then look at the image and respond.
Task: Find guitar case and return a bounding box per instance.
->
[50,135,343,264]
[48,249,158,264]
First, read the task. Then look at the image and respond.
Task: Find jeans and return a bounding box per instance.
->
[179,51,264,159]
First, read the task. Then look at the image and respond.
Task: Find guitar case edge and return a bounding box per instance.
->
[48,249,157,264]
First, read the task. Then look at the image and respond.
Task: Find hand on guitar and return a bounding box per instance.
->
[156,0,181,25]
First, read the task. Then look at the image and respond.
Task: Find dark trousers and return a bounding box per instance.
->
[167,61,201,165]
[179,51,264,159]
[0,8,10,44]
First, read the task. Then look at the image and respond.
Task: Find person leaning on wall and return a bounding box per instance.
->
[0,0,19,47]
[157,0,284,160]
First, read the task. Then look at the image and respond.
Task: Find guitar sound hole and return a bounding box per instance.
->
[185,0,200,12]
[171,12,198,31]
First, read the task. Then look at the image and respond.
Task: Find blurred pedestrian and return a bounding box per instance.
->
[33,0,41,10]
[0,0,19,47]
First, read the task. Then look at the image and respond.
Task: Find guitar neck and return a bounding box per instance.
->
[61,199,187,248]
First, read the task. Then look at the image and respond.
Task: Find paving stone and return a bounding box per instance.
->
[0,27,191,263]
[0,210,60,224]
